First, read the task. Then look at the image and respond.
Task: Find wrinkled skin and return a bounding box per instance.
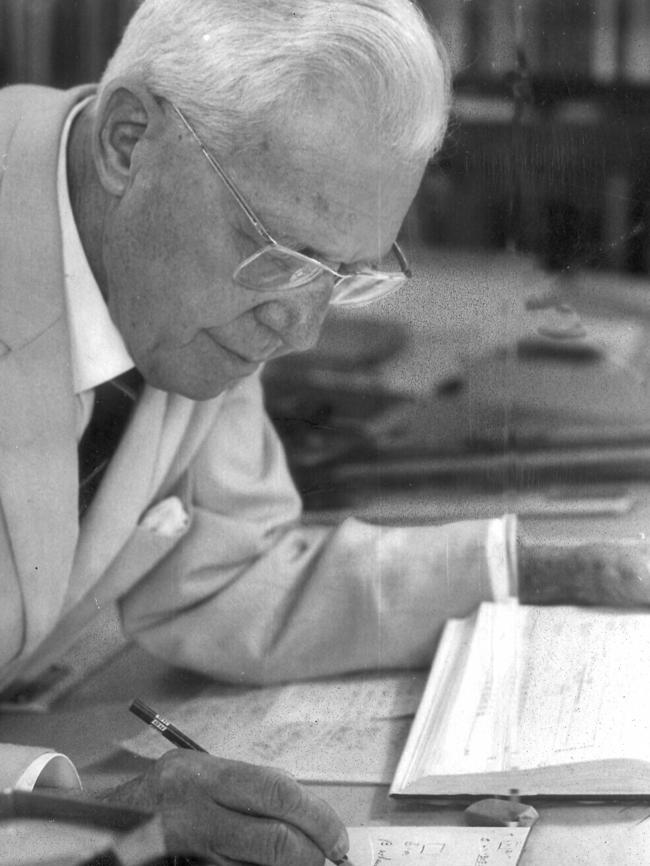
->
[104,750,348,864]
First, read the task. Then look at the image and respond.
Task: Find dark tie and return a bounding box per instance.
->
[78,368,144,518]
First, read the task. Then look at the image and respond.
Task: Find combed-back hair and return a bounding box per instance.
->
[99,0,450,160]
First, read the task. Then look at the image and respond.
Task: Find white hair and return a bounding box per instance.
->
[99,0,450,160]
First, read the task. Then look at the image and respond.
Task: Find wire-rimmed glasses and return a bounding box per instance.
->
[171,103,412,308]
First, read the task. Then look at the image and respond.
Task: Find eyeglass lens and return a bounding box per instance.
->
[332,272,406,307]
[235,247,327,291]
[235,245,408,307]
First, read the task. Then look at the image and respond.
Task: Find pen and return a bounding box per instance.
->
[129,698,351,866]
[129,698,208,751]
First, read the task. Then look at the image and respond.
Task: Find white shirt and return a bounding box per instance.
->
[56,98,135,441]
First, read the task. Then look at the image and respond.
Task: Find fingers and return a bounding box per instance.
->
[152,751,348,864]
[210,758,348,860]
[167,796,333,866]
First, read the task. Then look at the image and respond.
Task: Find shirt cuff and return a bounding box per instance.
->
[0,744,82,792]
[486,514,519,601]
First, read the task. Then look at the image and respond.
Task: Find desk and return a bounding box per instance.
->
[1,637,650,865]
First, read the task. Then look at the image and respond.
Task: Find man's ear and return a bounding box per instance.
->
[92,80,163,196]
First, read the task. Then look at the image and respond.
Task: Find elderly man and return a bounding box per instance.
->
[0,0,649,862]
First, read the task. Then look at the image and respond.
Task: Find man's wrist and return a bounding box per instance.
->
[517,538,650,608]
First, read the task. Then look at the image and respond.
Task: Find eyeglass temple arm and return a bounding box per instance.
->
[392,241,412,278]
[171,104,276,246]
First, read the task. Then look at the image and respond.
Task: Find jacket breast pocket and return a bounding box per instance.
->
[100,496,192,604]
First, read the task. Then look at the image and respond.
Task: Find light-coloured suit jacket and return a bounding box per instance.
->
[0,84,513,700]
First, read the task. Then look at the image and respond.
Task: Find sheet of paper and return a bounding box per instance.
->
[122,671,425,783]
[511,605,650,769]
[346,826,530,866]
[0,820,113,865]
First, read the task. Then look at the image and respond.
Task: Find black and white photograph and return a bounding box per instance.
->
[1,1,650,863]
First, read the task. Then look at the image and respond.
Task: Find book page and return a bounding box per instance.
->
[512,606,650,770]
[347,826,530,866]
[416,601,521,777]
[391,616,475,790]
[122,671,426,783]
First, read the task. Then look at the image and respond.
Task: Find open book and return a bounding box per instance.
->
[391,600,650,798]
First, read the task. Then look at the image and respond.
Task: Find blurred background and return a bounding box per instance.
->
[4,0,650,528]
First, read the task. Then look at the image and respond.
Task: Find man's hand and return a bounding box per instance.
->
[104,750,348,865]
[519,539,650,607]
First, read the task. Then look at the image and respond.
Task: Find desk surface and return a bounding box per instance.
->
[1,641,650,865]
[3,480,650,864]
[3,474,650,863]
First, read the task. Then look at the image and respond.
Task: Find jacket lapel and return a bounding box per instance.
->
[0,329,79,669]
[67,387,215,609]
[10,390,212,690]
[0,88,97,665]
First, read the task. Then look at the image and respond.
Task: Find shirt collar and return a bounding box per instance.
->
[57,97,135,395]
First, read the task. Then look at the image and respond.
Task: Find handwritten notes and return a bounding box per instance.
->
[122,671,426,783]
[347,826,529,866]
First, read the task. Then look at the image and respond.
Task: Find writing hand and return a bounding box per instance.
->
[103,750,348,865]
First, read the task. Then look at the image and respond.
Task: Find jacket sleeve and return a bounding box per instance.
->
[119,373,517,684]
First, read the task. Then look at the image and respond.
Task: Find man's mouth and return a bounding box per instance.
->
[210,333,281,366]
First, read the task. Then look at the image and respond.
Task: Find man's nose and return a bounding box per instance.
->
[254,285,331,353]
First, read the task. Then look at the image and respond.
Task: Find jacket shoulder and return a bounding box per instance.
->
[0,84,95,147]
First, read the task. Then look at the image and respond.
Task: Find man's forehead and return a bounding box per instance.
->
[234,107,425,260]
[255,99,406,177]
